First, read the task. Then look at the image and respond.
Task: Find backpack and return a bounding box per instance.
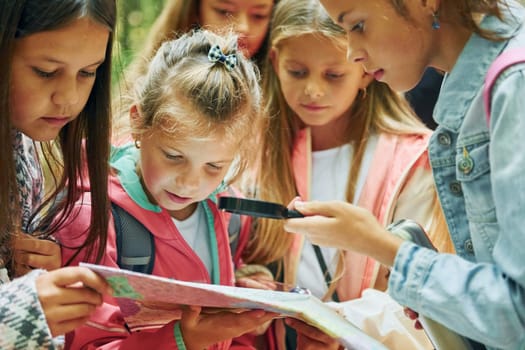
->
[112,201,242,275]
[483,48,525,125]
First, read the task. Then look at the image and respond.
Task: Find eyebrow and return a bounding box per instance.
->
[216,0,271,9]
[337,11,350,24]
[39,56,105,68]
[162,145,233,164]
[211,159,234,164]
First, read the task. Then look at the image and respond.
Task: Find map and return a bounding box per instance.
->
[82,263,388,350]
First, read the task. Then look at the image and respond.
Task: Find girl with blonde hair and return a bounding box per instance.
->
[56,29,276,349]
[244,0,454,348]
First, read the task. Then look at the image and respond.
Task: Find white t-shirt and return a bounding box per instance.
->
[297,135,378,299]
[172,203,212,274]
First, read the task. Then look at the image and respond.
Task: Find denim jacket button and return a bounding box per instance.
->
[449,181,463,195]
[437,133,451,146]
[464,239,474,254]
[458,156,474,174]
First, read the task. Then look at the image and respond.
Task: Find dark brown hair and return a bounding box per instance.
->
[391,0,505,40]
[0,0,117,271]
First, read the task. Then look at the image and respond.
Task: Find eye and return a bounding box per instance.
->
[32,67,56,78]
[207,163,223,171]
[252,13,270,21]
[287,69,306,78]
[350,21,364,33]
[326,72,345,79]
[214,8,233,17]
[79,70,97,78]
[164,151,183,161]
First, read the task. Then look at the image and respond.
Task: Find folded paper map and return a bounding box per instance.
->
[82,263,387,350]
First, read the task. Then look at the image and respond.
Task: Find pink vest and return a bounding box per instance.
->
[287,128,431,300]
[267,128,440,350]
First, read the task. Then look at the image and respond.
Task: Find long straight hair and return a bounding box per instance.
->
[244,0,431,299]
[0,0,116,272]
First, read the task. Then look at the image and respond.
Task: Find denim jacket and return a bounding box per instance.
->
[388,2,525,349]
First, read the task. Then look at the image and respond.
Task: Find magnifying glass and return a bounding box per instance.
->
[218,197,303,219]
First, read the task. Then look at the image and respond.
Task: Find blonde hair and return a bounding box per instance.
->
[118,30,262,182]
[244,0,432,300]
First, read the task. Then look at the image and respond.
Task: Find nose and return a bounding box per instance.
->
[234,12,250,35]
[175,166,200,193]
[346,34,366,63]
[52,76,79,108]
[346,46,367,64]
[304,78,324,99]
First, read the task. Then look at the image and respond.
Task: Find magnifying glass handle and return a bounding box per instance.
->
[286,209,304,218]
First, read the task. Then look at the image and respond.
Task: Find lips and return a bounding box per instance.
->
[373,69,384,80]
[301,104,327,111]
[366,68,384,81]
[165,190,192,204]
[41,116,71,127]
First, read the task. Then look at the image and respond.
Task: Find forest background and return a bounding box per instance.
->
[115,0,525,83]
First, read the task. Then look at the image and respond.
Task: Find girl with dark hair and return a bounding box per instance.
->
[0,1,116,347]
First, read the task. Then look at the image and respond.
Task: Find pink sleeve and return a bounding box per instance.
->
[54,192,115,267]
[55,195,180,349]
[66,303,179,350]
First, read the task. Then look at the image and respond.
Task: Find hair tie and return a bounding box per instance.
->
[208,45,237,71]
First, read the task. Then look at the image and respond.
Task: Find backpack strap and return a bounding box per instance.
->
[227,209,241,258]
[112,197,242,275]
[483,48,525,126]
[224,186,242,259]
[112,202,155,274]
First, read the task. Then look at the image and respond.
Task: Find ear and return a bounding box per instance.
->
[421,0,439,14]
[269,48,279,75]
[129,104,141,140]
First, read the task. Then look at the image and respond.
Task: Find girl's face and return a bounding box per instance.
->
[10,18,109,141]
[200,0,273,58]
[273,34,371,131]
[138,126,236,221]
[319,0,436,92]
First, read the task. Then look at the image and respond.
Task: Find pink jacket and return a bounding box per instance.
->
[56,175,252,350]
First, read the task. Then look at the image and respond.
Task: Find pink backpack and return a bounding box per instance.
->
[483,48,525,125]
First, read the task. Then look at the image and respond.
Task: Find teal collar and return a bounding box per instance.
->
[110,144,161,213]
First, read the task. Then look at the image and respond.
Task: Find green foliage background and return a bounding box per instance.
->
[112,0,525,83]
[113,0,164,83]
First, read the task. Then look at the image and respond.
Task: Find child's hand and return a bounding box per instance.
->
[35,266,112,337]
[235,264,275,290]
[235,273,278,336]
[236,273,276,290]
[180,305,278,349]
[14,235,61,274]
[285,318,343,350]
[284,200,402,267]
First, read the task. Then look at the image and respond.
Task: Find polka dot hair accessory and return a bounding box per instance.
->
[208,44,237,71]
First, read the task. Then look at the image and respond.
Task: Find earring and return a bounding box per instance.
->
[360,87,367,100]
[134,139,141,149]
[432,12,441,30]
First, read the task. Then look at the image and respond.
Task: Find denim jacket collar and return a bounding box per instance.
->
[434,2,523,131]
